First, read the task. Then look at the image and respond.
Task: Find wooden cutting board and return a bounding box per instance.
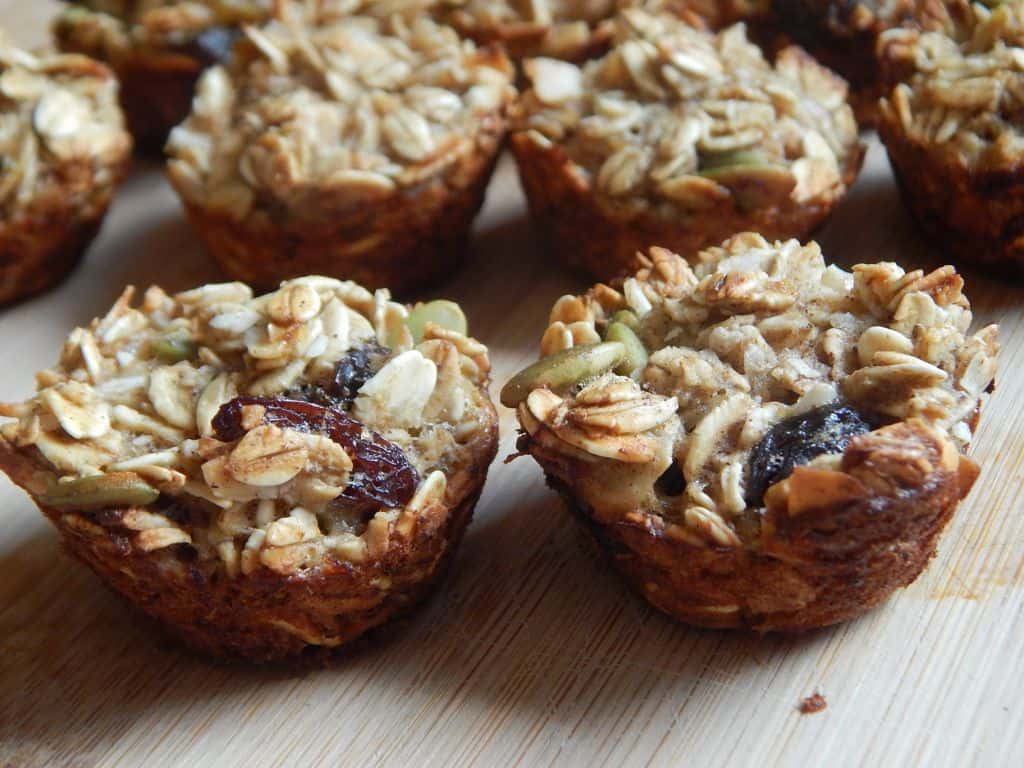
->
[1,4,1022,766]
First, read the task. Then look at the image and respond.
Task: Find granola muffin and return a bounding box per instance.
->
[510,10,864,282]
[503,233,996,630]
[0,36,131,306]
[166,11,515,294]
[771,0,969,122]
[0,278,498,661]
[54,0,269,150]
[877,2,1024,271]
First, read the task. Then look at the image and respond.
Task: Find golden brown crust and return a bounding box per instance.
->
[173,112,506,295]
[0,202,104,306]
[105,52,201,153]
[0,146,129,307]
[534,420,977,630]
[511,132,865,281]
[0,400,498,662]
[877,85,1024,273]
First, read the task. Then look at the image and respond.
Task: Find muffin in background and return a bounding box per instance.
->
[0,34,131,305]
[510,9,863,281]
[166,8,515,294]
[54,0,270,150]
[770,0,971,124]
[878,1,1024,272]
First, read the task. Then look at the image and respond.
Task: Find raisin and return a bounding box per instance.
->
[329,343,389,406]
[746,401,873,507]
[655,460,685,497]
[286,343,389,410]
[212,396,419,519]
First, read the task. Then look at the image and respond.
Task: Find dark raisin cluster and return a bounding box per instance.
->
[745,401,873,507]
[213,395,419,522]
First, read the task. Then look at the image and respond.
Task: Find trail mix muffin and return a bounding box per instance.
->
[166,11,515,293]
[0,36,131,305]
[510,10,863,281]
[771,0,970,123]
[503,233,997,630]
[877,2,1024,271]
[54,1,270,150]
[0,277,498,661]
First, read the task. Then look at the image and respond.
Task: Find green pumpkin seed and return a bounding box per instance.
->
[404,300,468,343]
[152,336,198,363]
[698,149,767,172]
[500,341,624,408]
[40,473,160,510]
[611,309,640,331]
[605,321,648,377]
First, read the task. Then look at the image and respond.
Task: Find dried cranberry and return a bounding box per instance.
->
[746,401,872,507]
[212,396,419,518]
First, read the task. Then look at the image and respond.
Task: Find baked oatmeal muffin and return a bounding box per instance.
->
[510,9,863,282]
[0,277,498,661]
[0,36,131,306]
[503,233,996,630]
[54,1,270,150]
[166,10,515,294]
[771,0,969,123]
[877,2,1024,271]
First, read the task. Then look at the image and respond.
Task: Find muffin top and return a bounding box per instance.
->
[0,35,130,219]
[166,9,514,224]
[56,1,271,58]
[505,233,997,542]
[513,10,861,219]
[784,0,967,36]
[0,277,495,576]
[879,1,1024,172]
[435,0,617,59]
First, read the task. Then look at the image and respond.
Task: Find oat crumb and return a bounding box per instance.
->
[798,692,827,715]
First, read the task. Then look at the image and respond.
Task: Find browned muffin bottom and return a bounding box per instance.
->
[0,278,498,661]
[878,2,1024,272]
[510,9,863,282]
[54,1,271,150]
[0,36,131,305]
[503,234,996,630]
[166,8,516,294]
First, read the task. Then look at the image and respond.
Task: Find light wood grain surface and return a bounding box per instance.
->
[1,4,1023,767]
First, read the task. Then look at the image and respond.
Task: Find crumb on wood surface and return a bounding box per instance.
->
[798,692,828,715]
